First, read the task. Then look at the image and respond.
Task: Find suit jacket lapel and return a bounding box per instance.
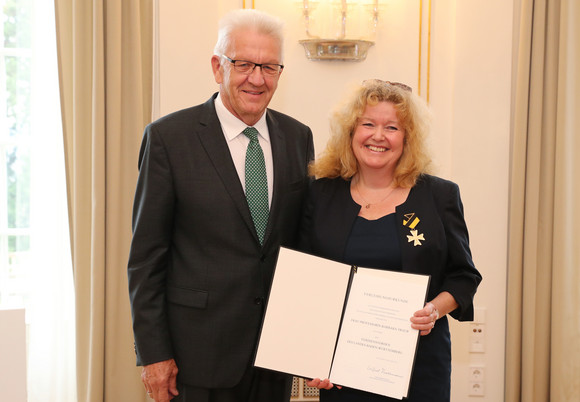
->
[395,180,431,273]
[263,110,285,248]
[333,180,361,260]
[195,95,257,240]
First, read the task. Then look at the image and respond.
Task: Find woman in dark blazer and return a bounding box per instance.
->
[300,80,482,402]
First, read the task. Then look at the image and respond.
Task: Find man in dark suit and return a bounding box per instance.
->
[127,9,314,402]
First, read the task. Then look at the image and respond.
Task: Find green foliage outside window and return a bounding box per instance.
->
[3,0,32,48]
[1,0,33,305]
[3,0,31,234]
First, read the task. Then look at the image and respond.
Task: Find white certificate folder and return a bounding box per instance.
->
[255,247,430,400]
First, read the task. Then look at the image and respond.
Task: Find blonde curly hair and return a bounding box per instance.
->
[310,79,432,188]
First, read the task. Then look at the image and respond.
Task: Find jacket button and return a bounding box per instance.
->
[254,297,263,305]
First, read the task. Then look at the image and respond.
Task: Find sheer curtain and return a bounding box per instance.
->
[506,0,580,401]
[27,0,76,400]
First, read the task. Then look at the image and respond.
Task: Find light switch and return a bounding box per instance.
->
[474,307,486,324]
[469,323,485,353]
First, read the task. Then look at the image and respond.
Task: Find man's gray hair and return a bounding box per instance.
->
[213,9,285,62]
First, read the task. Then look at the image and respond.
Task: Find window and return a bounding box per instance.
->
[0,0,31,309]
[1,0,76,400]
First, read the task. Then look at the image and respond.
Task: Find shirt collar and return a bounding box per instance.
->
[215,93,270,142]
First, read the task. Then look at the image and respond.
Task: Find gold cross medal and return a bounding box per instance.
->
[403,213,425,246]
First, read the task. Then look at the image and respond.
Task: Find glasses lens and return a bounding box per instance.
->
[228,57,282,76]
[233,61,254,73]
[261,64,281,76]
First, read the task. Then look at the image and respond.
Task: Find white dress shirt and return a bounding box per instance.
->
[214,93,274,207]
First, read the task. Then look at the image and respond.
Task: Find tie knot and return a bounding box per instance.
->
[243,127,259,142]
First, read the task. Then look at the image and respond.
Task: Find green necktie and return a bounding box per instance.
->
[243,127,269,245]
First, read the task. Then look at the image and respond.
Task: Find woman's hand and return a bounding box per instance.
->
[411,292,459,336]
[306,378,340,390]
[410,302,439,336]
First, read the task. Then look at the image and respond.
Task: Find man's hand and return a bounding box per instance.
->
[141,359,179,401]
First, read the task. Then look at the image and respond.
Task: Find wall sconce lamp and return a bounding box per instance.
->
[298,0,380,61]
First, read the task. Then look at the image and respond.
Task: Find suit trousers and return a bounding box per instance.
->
[173,366,292,402]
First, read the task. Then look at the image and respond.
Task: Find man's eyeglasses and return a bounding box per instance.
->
[222,55,284,76]
[363,79,412,93]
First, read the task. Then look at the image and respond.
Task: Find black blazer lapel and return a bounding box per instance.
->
[195,95,257,241]
[307,179,360,263]
[395,177,443,276]
[263,110,285,248]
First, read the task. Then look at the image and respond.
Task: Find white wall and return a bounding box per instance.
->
[435,3,512,401]
[157,1,512,400]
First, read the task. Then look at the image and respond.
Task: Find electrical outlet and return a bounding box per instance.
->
[469,365,485,381]
[469,381,485,396]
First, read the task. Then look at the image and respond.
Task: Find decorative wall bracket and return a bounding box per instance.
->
[298,39,374,61]
[299,0,379,62]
